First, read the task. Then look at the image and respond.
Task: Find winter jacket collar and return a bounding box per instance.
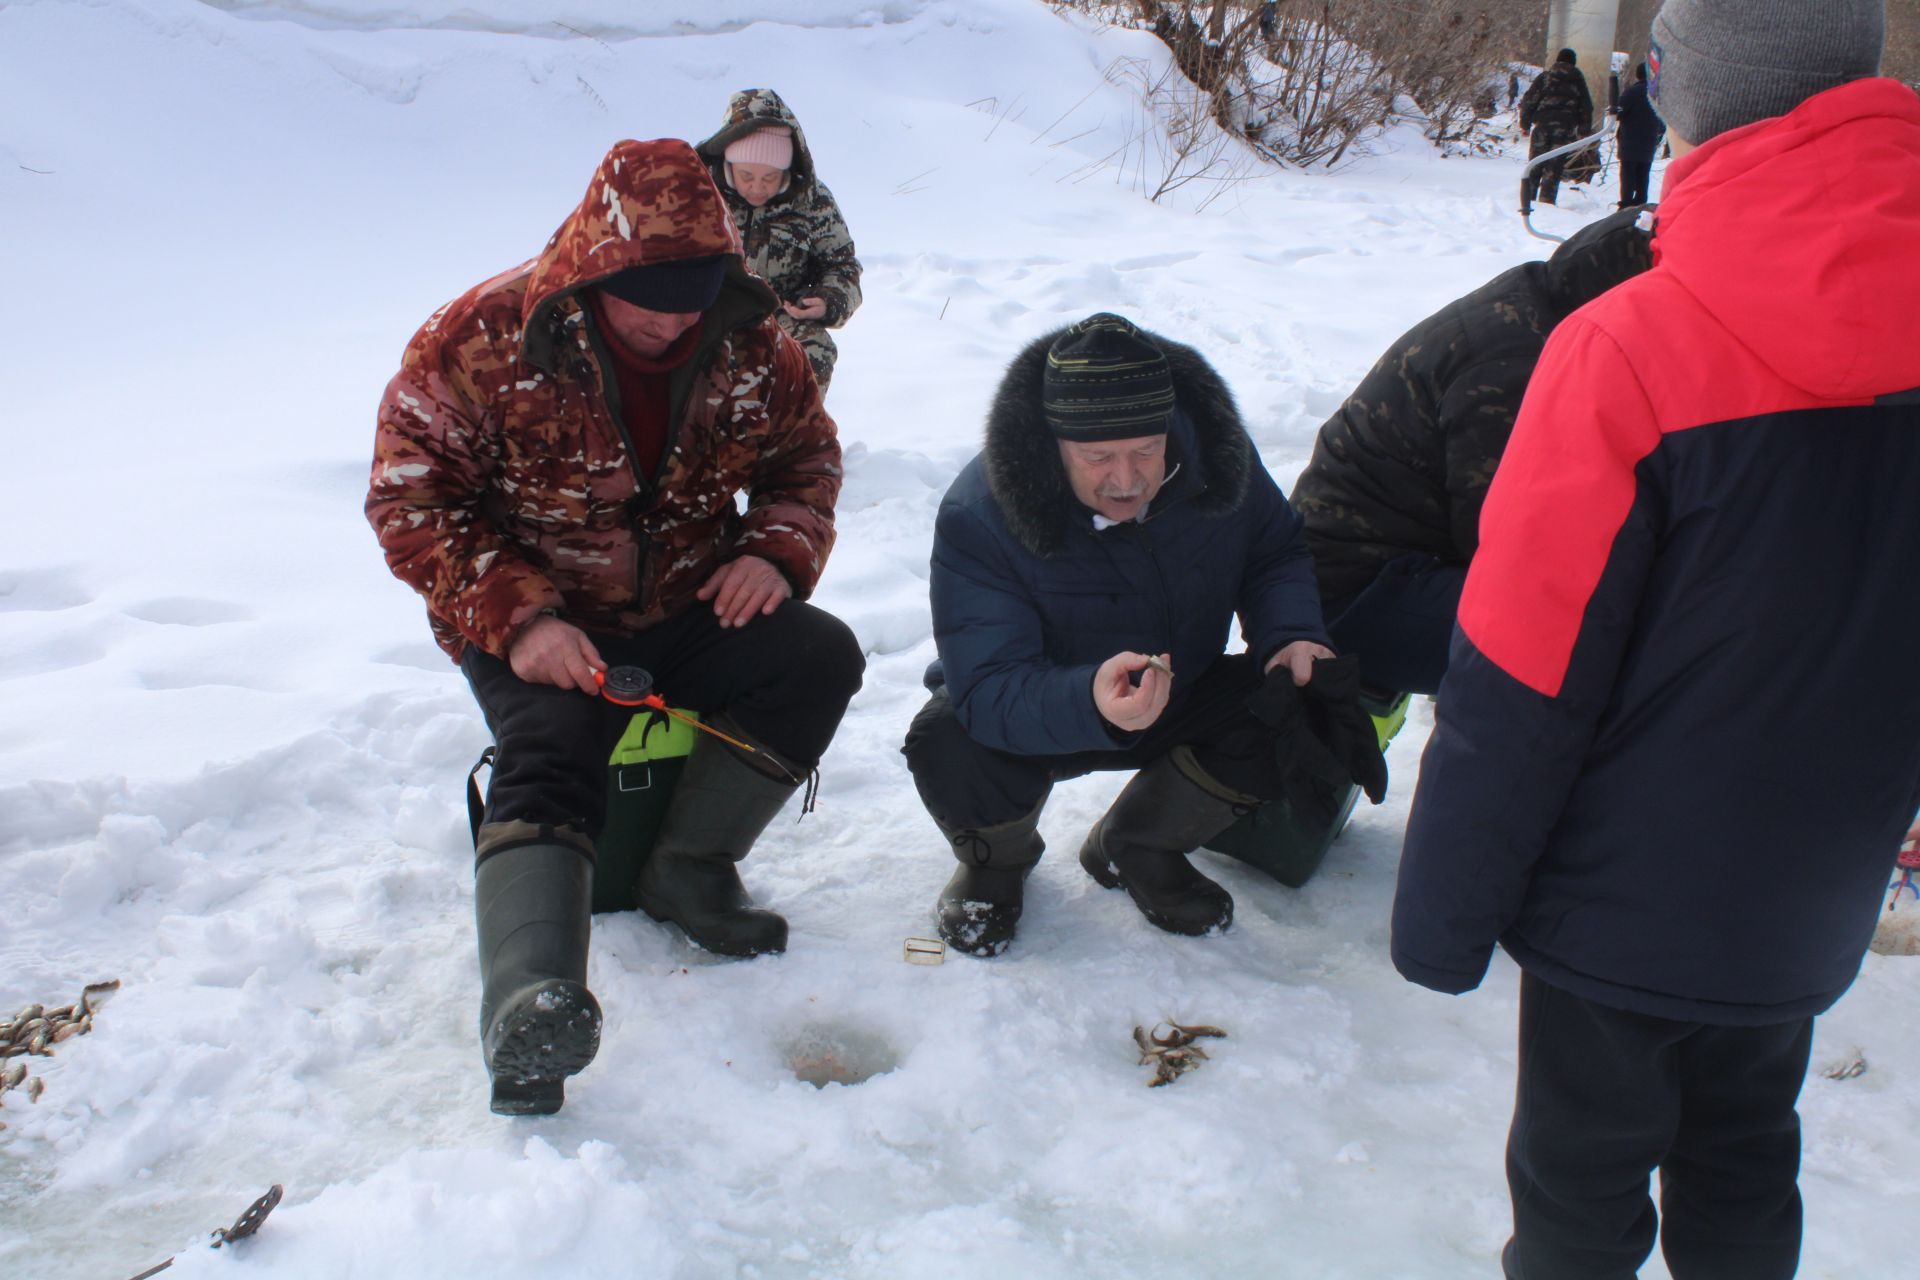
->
[984,324,1252,557]
[1652,78,1920,401]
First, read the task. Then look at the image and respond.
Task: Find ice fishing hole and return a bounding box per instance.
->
[783,1024,898,1088]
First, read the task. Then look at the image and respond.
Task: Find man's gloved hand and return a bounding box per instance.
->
[1248,654,1388,808]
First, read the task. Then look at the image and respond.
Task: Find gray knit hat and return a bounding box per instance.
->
[1649,0,1884,146]
[1041,313,1176,441]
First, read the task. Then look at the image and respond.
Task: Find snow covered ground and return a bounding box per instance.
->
[2,2,1913,1277]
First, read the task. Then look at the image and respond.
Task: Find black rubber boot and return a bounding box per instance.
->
[634,725,794,958]
[934,804,1045,958]
[1077,750,1255,936]
[474,829,602,1116]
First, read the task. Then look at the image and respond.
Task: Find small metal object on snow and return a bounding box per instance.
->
[126,1184,285,1280]
[903,937,945,965]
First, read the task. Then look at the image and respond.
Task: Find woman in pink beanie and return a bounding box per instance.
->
[698,89,863,392]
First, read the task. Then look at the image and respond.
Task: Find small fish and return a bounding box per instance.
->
[1167,1021,1227,1040]
[24,1076,43,1103]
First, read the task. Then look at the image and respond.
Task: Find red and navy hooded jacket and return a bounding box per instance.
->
[1391,78,1920,1024]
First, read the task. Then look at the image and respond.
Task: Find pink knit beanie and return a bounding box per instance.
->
[723,126,793,170]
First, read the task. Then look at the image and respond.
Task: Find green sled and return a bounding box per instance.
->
[1202,688,1411,888]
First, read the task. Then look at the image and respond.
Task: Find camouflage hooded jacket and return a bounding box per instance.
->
[697,90,863,339]
[1519,60,1594,136]
[367,139,841,661]
[1290,208,1652,607]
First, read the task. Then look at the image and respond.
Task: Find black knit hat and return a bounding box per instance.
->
[1041,313,1176,441]
[597,255,726,313]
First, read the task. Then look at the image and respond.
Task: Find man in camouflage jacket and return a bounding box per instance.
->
[367,138,864,1115]
[698,89,862,391]
[1520,49,1596,205]
[1290,207,1652,695]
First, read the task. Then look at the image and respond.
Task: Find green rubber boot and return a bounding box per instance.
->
[634,725,796,958]
[474,827,602,1116]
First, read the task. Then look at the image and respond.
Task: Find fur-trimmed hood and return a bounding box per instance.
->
[984,323,1253,556]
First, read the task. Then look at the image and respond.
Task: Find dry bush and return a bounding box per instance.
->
[1051,0,1519,169]
[1062,53,1262,207]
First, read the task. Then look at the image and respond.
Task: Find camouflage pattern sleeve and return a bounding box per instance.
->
[366,312,565,659]
[1438,358,1529,563]
[732,328,842,597]
[803,181,863,329]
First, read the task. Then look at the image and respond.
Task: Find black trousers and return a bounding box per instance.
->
[1525,126,1579,206]
[1504,972,1813,1280]
[462,600,864,839]
[1619,155,1654,208]
[1324,555,1466,696]
[902,654,1283,829]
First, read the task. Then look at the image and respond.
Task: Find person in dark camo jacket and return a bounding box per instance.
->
[698,89,863,393]
[1519,48,1594,206]
[1289,207,1653,695]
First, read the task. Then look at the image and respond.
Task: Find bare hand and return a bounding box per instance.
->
[782,297,828,321]
[1264,639,1336,686]
[508,615,606,692]
[1093,651,1172,734]
[696,554,792,628]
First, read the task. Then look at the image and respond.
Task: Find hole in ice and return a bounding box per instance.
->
[783,1023,898,1088]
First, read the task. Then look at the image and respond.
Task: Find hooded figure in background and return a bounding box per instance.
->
[1290,206,1655,695]
[368,138,864,1116]
[698,89,863,393]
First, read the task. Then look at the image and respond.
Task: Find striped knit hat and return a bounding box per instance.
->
[1042,313,1176,441]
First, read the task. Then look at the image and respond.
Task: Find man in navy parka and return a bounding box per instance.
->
[903,313,1340,956]
[1391,2,1920,1276]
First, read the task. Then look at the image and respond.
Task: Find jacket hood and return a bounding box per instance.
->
[519,138,774,370]
[1653,78,1920,400]
[984,323,1252,557]
[1544,205,1655,315]
[697,88,818,191]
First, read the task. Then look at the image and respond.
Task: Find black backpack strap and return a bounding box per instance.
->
[466,746,497,846]
[1877,385,1920,407]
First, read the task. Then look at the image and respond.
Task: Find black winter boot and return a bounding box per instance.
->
[634,724,795,958]
[1077,750,1255,936]
[474,827,602,1116]
[934,804,1046,958]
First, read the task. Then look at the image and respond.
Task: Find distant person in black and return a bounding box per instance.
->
[1612,62,1666,207]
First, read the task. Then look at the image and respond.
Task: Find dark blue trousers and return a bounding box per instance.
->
[1503,971,1813,1280]
[1325,556,1466,695]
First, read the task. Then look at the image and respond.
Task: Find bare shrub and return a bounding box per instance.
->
[1051,1,1518,169]
[1062,53,1261,208]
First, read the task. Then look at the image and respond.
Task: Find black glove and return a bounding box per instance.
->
[1248,655,1389,810]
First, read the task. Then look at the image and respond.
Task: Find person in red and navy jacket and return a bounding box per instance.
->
[1390,2,1920,1277]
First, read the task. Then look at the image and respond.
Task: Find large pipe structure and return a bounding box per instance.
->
[1547,0,1622,110]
